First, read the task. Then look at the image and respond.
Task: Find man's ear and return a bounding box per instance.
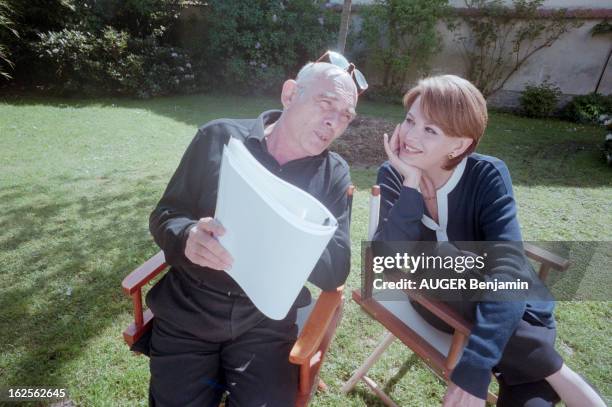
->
[281,79,299,109]
[451,137,473,157]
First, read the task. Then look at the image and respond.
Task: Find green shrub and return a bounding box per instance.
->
[74,0,183,38]
[198,0,339,94]
[6,0,187,90]
[32,27,195,97]
[32,29,99,93]
[0,0,17,79]
[519,81,561,118]
[560,93,612,123]
[361,85,404,105]
[357,0,451,95]
[136,40,197,98]
[10,0,341,95]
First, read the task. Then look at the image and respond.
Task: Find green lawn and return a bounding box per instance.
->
[1,93,610,406]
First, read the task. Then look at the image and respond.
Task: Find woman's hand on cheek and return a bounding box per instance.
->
[384,124,422,189]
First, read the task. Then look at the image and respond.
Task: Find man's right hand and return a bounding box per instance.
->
[185,217,234,270]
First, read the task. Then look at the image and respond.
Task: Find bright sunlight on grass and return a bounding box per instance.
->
[1,93,610,406]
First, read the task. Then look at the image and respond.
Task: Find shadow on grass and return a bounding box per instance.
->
[1,92,280,130]
[382,353,423,395]
[349,353,427,406]
[0,174,160,388]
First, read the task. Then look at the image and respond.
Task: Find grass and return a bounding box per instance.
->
[0,93,610,406]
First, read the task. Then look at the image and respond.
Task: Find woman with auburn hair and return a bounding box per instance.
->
[374,75,605,407]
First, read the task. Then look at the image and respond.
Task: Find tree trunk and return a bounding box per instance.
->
[595,44,612,94]
[337,0,352,53]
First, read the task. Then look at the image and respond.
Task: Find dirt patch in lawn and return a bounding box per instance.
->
[331,116,397,168]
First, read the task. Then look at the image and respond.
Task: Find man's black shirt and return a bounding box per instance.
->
[145,110,351,337]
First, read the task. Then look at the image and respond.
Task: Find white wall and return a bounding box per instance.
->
[447,0,609,8]
[330,0,610,8]
[428,19,612,95]
[340,1,612,101]
[502,21,611,94]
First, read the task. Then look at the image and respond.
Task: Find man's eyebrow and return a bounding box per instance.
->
[319,91,338,100]
[319,92,357,116]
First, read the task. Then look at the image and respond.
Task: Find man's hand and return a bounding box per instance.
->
[442,383,486,407]
[185,217,233,270]
[383,124,422,189]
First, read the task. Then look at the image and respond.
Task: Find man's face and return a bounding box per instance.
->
[281,71,357,157]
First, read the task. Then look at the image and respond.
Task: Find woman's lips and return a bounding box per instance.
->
[402,142,422,154]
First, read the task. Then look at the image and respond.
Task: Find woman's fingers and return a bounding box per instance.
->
[384,124,402,159]
[390,124,401,155]
[384,133,406,175]
[383,132,396,161]
[384,125,422,189]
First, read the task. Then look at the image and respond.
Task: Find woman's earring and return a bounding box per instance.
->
[448,153,454,159]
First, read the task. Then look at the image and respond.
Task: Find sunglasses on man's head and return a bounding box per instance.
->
[316,50,368,96]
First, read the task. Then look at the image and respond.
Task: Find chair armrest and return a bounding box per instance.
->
[121,251,167,295]
[289,287,344,365]
[390,245,569,337]
[446,331,469,372]
[122,251,168,347]
[524,243,570,271]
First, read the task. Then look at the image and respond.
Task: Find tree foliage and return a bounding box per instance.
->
[359,0,451,93]
[0,0,18,79]
[199,0,338,94]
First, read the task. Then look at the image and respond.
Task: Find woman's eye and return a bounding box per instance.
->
[425,127,437,135]
[320,100,332,109]
[405,117,414,125]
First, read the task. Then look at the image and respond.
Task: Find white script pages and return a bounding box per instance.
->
[214,138,338,320]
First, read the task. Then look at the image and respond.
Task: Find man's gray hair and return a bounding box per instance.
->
[295,62,350,90]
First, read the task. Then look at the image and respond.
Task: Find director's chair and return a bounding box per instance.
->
[341,185,570,406]
[122,185,355,407]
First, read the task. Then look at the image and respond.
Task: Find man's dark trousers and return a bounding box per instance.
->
[147,272,299,407]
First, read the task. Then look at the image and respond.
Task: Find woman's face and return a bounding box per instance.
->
[397,95,471,172]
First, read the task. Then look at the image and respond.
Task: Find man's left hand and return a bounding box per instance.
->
[442,383,485,407]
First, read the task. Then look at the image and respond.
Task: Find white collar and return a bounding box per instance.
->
[420,157,468,241]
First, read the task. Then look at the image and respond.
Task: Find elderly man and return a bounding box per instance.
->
[143,53,366,406]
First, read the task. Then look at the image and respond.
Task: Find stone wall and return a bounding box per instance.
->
[329,0,612,108]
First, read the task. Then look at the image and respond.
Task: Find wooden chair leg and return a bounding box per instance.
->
[317,379,328,392]
[341,331,396,393]
[362,375,400,407]
[486,390,498,405]
[344,330,499,406]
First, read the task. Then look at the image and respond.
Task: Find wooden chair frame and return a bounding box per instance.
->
[122,186,355,407]
[341,186,570,406]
